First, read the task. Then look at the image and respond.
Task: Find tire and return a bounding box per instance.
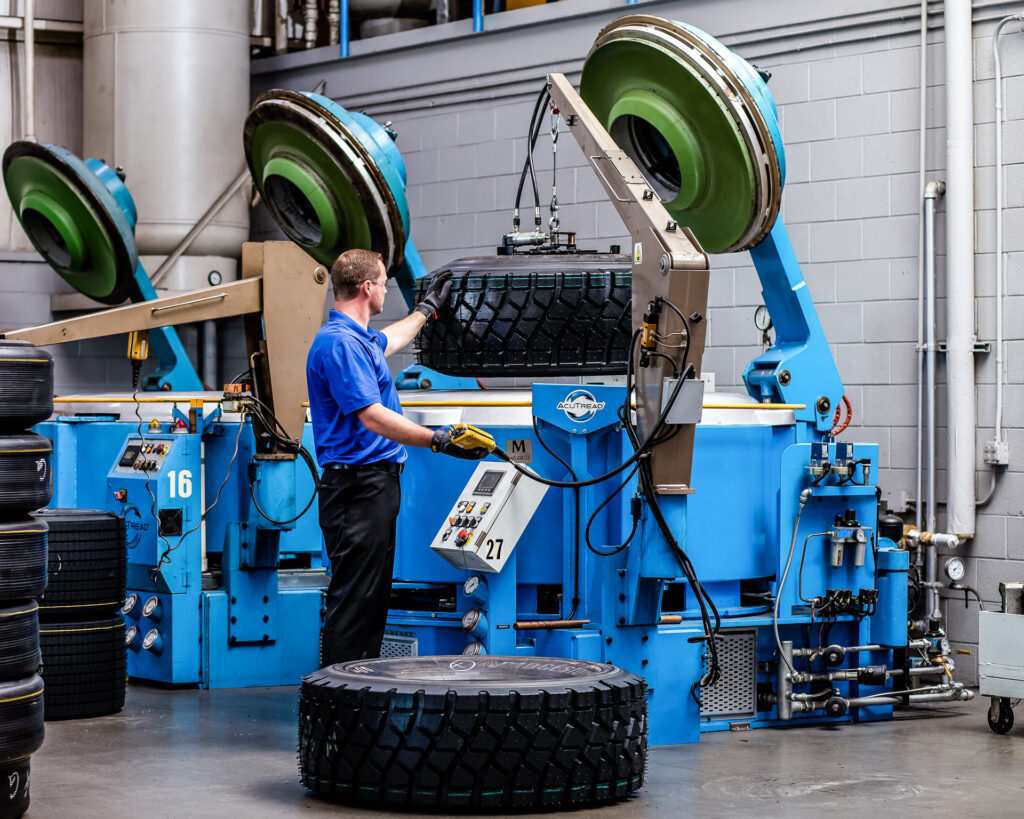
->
[0,676,44,764]
[38,616,126,721]
[298,655,646,810]
[0,519,47,600]
[0,341,53,434]
[0,435,51,515]
[34,509,126,620]
[989,697,1014,734]
[0,603,39,683]
[414,254,632,377]
[0,756,30,819]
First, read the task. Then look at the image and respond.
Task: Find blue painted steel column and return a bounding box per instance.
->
[339,0,349,57]
[473,0,484,32]
[742,219,844,434]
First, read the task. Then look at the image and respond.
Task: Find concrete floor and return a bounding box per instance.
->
[27,684,1024,818]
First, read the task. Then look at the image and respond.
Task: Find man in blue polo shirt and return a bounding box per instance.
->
[306,248,487,665]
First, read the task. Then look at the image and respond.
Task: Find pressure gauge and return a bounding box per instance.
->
[754,304,772,332]
[855,529,868,544]
[464,576,481,597]
[208,269,223,286]
[944,556,966,582]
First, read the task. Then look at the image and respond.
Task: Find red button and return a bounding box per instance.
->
[457,529,468,540]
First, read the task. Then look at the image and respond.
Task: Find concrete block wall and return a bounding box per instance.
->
[250,0,1024,682]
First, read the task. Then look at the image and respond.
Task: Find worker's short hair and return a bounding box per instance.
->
[330,249,384,300]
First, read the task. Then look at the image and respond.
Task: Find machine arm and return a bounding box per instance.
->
[545,72,710,490]
[743,220,845,433]
[4,242,329,454]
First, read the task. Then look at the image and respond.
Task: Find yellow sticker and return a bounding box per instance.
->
[633,242,643,264]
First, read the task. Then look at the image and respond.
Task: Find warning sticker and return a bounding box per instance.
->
[633,242,643,264]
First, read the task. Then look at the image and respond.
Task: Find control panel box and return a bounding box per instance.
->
[429,461,547,573]
[114,437,176,474]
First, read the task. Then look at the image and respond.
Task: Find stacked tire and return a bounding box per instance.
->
[35,509,127,720]
[0,341,55,818]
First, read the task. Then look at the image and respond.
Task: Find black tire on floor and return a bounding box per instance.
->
[38,615,126,721]
[0,755,30,819]
[414,255,633,377]
[0,519,47,600]
[298,655,647,810]
[0,435,52,515]
[0,675,44,764]
[0,603,39,683]
[34,509,126,621]
[988,697,1014,734]
[0,341,53,434]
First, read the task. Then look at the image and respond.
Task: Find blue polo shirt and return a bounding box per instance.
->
[306,310,407,466]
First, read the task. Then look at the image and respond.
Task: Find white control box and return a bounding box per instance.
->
[429,461,548,573]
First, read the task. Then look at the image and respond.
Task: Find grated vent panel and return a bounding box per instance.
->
[699,629,757,718]
[380,631,419,659]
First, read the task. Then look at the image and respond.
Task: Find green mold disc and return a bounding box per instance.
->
[244,90,406,270]
[2,142,138,304]
[580,15,783,253]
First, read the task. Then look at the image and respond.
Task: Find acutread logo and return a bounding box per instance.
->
[557,389,605,422]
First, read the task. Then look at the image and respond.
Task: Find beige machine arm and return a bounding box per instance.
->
[546,73,711,491]
[4,242,330,455]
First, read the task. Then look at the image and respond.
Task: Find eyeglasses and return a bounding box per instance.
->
[365,279,387,290]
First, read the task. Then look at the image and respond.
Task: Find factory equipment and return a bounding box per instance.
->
[3,15,971,743]
[980,582,1024,734]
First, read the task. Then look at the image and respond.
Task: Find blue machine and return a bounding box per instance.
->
[8,16,969,740]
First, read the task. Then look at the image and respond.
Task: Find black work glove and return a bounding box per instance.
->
[431,428,489,460]
[414,269,453,319]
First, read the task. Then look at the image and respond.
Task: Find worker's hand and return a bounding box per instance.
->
[431,428,489,460]
[414,269,453,319]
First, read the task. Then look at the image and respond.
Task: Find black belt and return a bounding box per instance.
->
[324,461,404,475]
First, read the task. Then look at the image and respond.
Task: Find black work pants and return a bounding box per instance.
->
[317,465,401,666]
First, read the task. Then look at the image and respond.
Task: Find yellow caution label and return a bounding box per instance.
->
[633,242,643,264]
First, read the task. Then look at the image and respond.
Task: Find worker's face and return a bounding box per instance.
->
[366,262,387,316]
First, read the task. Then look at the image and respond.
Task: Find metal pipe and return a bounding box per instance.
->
[944,0,977,539]
[776,640,793,720]
[844,686,974,708]
[302,0,317,49]
[473,0,483,32]
[202,320,218,389]
[149,168,249,288]
[327,0,340,45]
[339,0,349,58]
[923,179,945,623]
[915,0,928,536]
[993,16,1023,450]
[792,639,930,657]
[513,618,589,630]
[22,0,35,142]
[659,614,682,624]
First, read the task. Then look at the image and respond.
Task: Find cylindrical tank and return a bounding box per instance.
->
[83,2,249,290]
[870,548,909,647]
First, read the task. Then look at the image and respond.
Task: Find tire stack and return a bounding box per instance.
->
[0,341,55,819]
[35,509,127,720]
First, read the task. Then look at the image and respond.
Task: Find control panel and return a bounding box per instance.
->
[429,462,547,573]
[113,437,176,474]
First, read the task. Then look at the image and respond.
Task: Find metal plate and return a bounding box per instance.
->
[700,629,757,718]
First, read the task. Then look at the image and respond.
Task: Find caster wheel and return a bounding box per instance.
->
[988,698,1014,734]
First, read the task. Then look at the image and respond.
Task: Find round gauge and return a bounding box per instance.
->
[125,625,138,646]
[754,304,772,332]
[142,595,161,618]
[944,556,966,582]
[464,575,480,597]
[937,636,951,655]
[461,609,482,631]
[122,593,139,616]
[208,269,223,286]
[142,628,161,650]
[855,528,868,543]
[462,641,484,656]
